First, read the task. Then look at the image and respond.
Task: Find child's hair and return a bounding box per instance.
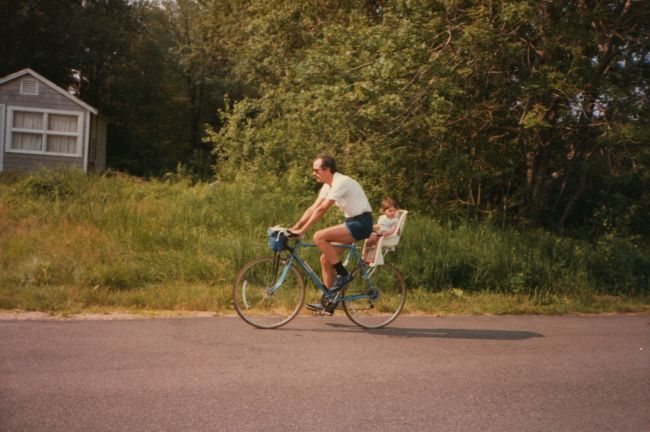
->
[380,197,399,212]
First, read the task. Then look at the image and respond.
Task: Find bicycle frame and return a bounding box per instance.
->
[271,240,376,302]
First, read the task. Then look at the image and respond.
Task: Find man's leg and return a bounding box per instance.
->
[319,249,347,289]
[313,224,355,288]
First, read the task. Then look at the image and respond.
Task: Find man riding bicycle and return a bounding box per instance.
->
[289,154,373,313]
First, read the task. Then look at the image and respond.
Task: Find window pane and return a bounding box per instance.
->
[13,111,43,130]
[46,135,77,154]
[12,132,43,151]
[48,114,78,133]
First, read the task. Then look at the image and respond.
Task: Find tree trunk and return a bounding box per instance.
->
[558,158,588,230]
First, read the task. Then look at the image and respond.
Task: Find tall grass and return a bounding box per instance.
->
[397,219,646,302]
[0,168,648,313]
[1,170,288,290]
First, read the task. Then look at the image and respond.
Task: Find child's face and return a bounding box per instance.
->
[383,206,398,218]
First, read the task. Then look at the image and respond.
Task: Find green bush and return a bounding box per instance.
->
[13,168,88,200]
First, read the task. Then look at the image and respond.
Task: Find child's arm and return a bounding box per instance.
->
[383,220,399,237]
[375,215,386,234]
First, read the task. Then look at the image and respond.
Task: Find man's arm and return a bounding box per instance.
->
[291,197,323,231]
[290,198,335,235]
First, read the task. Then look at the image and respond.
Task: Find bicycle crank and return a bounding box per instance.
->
[319,294,339,315]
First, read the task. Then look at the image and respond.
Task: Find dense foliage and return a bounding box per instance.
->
[203,0,650,236]
[2,0,649,238]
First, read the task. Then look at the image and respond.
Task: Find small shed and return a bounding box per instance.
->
[0,68,107,173]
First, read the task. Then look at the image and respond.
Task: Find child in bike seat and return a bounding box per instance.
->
[363,197,400,263]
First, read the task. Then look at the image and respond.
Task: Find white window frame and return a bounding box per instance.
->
[5,106,84,158]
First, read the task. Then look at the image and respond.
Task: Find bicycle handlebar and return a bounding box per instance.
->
[270,226,303,239]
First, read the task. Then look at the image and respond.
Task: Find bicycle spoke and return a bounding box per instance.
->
[233,256,305,329]
[343,263,406,329]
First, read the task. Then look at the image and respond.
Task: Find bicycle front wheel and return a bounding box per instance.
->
[233,256,305,329]
[343,263,406,329]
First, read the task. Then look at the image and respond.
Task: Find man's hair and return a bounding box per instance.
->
[315,154,337,173]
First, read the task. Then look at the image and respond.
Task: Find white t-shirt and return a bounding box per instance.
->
[318,172,372,218]
[378,214,399,234]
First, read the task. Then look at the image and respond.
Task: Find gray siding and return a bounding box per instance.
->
[0,75,88,172]
[0,78,82,111]
[3,152,83,172]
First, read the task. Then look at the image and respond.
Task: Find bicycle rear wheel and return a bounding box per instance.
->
[342,263,406,329]
[233,256,305,329]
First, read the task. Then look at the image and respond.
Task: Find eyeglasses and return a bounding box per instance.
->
[312,168,325,173]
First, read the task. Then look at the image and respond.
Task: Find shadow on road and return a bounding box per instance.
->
[316,324,544,340]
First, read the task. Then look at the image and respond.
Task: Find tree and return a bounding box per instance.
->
[206,0,649,236]
[0,0,82,84]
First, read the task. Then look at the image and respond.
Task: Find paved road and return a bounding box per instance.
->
[1,314,649,432]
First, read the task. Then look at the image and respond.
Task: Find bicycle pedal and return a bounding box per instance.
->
[322,303,337,316]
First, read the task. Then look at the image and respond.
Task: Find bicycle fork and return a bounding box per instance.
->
[266,253,293,296]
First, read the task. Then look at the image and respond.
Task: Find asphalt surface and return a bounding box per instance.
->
[1,314,649,432]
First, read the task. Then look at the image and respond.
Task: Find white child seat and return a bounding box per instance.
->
[364,210,408,267]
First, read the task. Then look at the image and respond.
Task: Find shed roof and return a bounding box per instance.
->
[0,68,98,115]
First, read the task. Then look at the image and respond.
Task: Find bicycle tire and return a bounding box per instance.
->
[233,256,305,329]
[342,263,406,329]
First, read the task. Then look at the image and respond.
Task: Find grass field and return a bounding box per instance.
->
[1,169,648,316]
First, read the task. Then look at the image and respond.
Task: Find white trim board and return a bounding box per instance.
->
[83,111,89,170]
[0,104,5,172]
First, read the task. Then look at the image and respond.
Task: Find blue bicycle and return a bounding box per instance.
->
[232,228,407,329]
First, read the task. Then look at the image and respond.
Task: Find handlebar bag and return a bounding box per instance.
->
[267,228,288,251]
